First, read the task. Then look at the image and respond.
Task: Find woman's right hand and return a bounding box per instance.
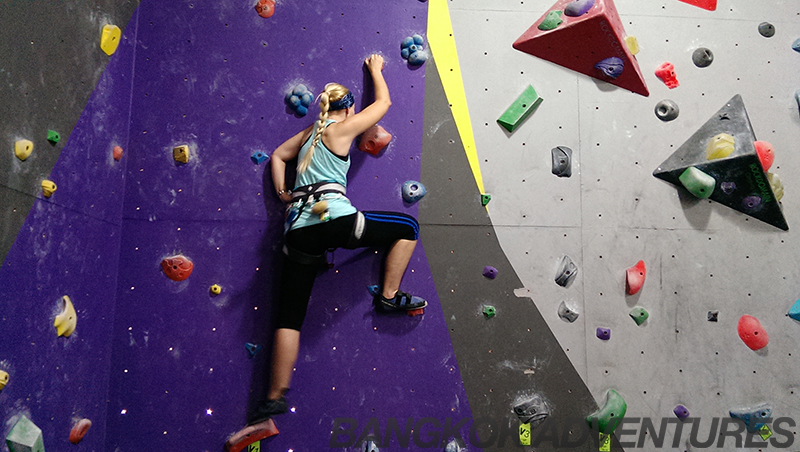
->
[365,54,385,73]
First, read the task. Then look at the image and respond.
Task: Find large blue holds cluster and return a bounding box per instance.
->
[285,84,314,117]
[401,34,428,66]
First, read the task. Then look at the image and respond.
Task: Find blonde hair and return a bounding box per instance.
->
[298,83,351,174]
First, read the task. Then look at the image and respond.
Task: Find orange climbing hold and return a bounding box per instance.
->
[113,146,124,161]
[225,419,279,452]
[754,141,774,171]
[161,255,194,281]
[255,0,276,18]
[738,315,768,350]
[358,124,392,155]
[677,0,716,11]
[69,419,92,444]
[625,260,646,295]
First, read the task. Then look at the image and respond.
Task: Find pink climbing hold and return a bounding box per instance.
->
[754,141,774,171]
[255,0,275,18]
[626,260,646,295]
[737,315,768,350]
[161,255,194,281]
[358,124,392,155]
[655,62,679,89]
[677,0,717,11]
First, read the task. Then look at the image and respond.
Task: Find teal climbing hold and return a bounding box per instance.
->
[629,307,649,325]
[586,389,627,434]
[730,403,772,432]
[679,167,715,199]
[6,415,45,452]
[788,298,800,321]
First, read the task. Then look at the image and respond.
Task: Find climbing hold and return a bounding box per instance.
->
[754,141,774,171]
[655,62,679,89]
[793,38,800,53]
[538,10,563,30]
[677,0,717,10]
[720,181,736,195]
[654,100,679,122]
[224,418,279,452]
[706,133,735,160]
[285,85,314,117]
[551,146,572,177]
[555,255,578,287]
[758,22,775,38]
[255,0,276,18]
[625,36,639,55]
[481,193,491,206]
[210,284,222,296]
[251,151,269,164]
[6,416,44,452]
[738,315,768,350]
[497,85,543,133]
[362,439,379,452]
[444,438,463,452]
[173,145,190,164]
[625,260,646,295]
[69,418,92,445]
[629,307,648,325]
[788,298,800,321]
[678,167,715,199]
[558,301,579,323]
[100,24,121,56]
[692,47,714,68]
[41,180,57,198]
[742,195,763,213]
[14,139,33,161]
[707,310,719,322]
[483,266,498,279]
[0,370,8,390]
[514,394,550,427]
[46,130,60,145]
[594,57,624,79]
[54,295,77,337]
[596,327,611,340]
[586,389,627,433]
[245,343,262,358]
[769,173,784,202]
[401,34,428,66]
[161,255,194,281]
[402,180,426,204]
[730,403,772,432]
[564,0,594,16]
[673,405,690,420]
[358,124,392,155]
[113,146,123,161]
[483,305,496,318]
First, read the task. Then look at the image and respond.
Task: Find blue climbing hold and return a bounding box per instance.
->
[245,342,262,358]
[251,151,269,164]
[402,180,426,203]
[401,34,428,66]
[792,38,800,53]
[788,298,800,321]
[285,84,313,117]
[594,57,624,79]
[730,403,772,432]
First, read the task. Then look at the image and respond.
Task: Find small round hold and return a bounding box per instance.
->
[758,22,775,38]
[210,284,222,295]
[402,180,426,203]
[655,100,679,122]
[691,47,714,68]
[482,266,498,279]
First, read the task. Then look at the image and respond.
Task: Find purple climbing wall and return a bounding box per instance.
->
[0,11,138,451]
[105,1,473,450]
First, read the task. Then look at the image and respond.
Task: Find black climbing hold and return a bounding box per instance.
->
[655,100,679,122]
[692,47,714,68]
[513,394,550,428]
[707,310,719,322]
[758,22,775,38]
[551,146,573,177]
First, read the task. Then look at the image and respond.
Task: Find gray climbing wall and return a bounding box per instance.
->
[447,0,800,449]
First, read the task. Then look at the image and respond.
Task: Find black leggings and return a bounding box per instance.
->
[276,211,419,331]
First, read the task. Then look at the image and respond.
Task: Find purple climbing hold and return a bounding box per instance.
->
[674,405,690,420]
[594,57,624,79]
[596,327,611,340]
[742,195,762,212]
[564,0,595,17]
[483,266,498,279]
[720,181,736,195]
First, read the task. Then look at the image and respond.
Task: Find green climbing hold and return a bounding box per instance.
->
[481,193,492,206]
[47,130,60,144]
[483,305,496,318]
[629,307,649,325]
[678,167,715,199]
[497,85,543,133]
[586,389,627,434]
[538,10,563,30]
[6,415,45,452]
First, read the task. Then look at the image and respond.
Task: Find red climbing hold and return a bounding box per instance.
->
[161,255,194,281]
[358,124,392,155]
[754,141,774,171]
[255,0,275,18]
[737,315,768,350]
[113,146,123,161]
[69,418,92,444]
[626,260,646,295]
[225,419,279,452]
[677,0,717,11]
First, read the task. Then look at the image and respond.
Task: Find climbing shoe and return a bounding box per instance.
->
[247,397,288,426]
[375,290,428,312]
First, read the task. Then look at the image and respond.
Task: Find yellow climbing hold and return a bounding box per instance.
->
[41,180,57,198]
[210,284,222,295]
[101,24,121,56]
[54,295,77,337]
[768,172,784,201]
[0,370,8,390]
[15,139,33,161]
[173,145,190,164]
[625,36,640,55]
[706,133,735,160]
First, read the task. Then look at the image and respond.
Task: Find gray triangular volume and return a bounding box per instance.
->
[653,94,788,231]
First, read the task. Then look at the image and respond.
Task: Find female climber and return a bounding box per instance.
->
[249,54,427,424]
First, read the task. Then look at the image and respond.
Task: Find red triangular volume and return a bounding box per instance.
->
[512,0,649,96]
[677,0,717,11]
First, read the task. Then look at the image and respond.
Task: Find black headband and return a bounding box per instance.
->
[329,92,354,111]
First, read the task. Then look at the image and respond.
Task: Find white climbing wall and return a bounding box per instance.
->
[450,0,800,448]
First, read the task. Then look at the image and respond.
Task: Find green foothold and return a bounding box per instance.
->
[47,130,60,144]
[759,424,773,440]
[629,307,649,326]
[586,389,627,434]
[481,193,492,206]
[497,85,544,133]
[538,10,563,30]
[483,305,496,318]
[678,167,715,199]
[6,415,45,452]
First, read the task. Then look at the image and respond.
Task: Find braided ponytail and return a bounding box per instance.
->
[297,83,350,174]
